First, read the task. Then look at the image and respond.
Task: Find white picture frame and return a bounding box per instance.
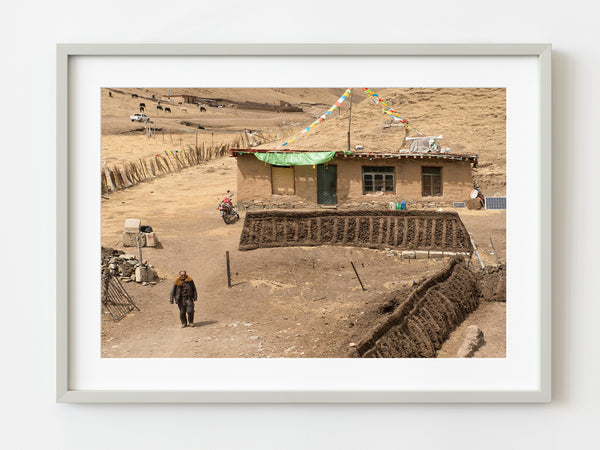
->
[56,43,551,403]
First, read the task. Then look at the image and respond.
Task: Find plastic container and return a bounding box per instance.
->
[389,202,396,210]
[395,202,401,210]
[400,201,406,210]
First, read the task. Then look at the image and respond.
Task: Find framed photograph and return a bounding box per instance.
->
[57,43,551,402]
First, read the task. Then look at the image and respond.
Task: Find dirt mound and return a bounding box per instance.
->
[479,264,506,302]
[466,198,484,210]
[239,210,473,253]
[350,258,480,358]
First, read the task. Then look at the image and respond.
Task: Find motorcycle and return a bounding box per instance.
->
[217,190,240,224]
[470,182,485,208]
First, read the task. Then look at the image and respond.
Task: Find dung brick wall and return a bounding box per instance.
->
[239,210,473,253]
[349,258,480,358]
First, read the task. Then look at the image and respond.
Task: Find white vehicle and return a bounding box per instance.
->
[130,113,150,122]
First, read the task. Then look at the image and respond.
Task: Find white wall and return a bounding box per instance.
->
[0,1,596,448]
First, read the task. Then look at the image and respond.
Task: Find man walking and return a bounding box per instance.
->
[169,270,197,328]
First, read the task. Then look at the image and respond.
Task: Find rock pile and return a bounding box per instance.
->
[101,247,158,285]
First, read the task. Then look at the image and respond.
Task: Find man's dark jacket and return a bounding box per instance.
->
[170,276,197,304]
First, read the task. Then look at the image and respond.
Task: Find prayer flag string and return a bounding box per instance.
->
[361,88,423,136]
[276,88,353,149]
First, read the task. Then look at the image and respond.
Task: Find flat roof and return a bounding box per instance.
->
[230,148,479,165]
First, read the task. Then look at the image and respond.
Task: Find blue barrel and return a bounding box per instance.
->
[400,201,406,210]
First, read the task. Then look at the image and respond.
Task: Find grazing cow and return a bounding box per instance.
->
[131,93,138,98]
[198,126,205,129]
[140,106,144,112]
[181,107,187,112]
[200,106,206,112]
[157,105,163,111]
[108,91,112,97]
[165,107,171,113]
[139,102,146,108]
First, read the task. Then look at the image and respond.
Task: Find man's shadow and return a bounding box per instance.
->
[191,320,218,328]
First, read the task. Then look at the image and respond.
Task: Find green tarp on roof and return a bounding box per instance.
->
[253,151,336,166]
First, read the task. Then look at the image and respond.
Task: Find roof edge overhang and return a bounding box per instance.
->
[230,148,479,166]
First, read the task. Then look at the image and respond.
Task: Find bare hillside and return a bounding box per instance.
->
[101,87,506,195]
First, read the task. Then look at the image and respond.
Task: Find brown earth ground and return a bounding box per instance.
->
[101,88,506,358]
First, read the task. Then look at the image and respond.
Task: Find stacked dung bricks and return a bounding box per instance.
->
[238,210,473,254]
[349,258,480,358]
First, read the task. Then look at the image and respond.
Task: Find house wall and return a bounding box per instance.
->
[236,154,273,201]
[294,165,318,202]
[336,157,473,202]
[237,155,319,203]
[236,154,473,204]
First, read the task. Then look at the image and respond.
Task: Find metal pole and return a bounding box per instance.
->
[347,88,353,152]
[489,232,500,264]
[136,235,143,265]
[226,251,232,288]
[469,233,485,269]
[350,260,365,291]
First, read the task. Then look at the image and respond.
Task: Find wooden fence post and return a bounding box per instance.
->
[104,161,115,192]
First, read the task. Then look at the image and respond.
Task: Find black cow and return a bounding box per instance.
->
[139,102,146,108]
[157,105,163,111]
[165,107,171,113]
[200,106,206,112]
[131,93,138,98]
[108,91,112,97]
[140,106,144,112]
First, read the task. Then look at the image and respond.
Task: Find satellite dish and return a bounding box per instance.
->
[470,189,479,199]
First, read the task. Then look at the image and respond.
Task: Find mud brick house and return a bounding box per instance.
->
[231,148,478,206]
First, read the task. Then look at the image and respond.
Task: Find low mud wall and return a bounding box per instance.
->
[349,258,480,358]
[239,210,473,252]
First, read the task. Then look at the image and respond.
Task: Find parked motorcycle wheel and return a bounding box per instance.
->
[222,213,236,224]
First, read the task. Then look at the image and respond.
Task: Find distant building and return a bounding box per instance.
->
[162,94,201,104]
